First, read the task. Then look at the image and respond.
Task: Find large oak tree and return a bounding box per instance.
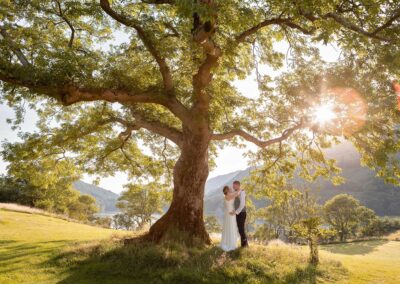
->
[1,0,399,245]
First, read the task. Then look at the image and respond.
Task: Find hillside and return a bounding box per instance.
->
[204,142,400,216]
[2,207,400,283]
[0,207,129,284]
[73,180,119,214]
[0,207,348,283]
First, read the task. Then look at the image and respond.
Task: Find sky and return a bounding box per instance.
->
[0,37,340,194]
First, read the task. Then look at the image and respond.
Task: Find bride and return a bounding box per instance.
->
[220,185,241,251]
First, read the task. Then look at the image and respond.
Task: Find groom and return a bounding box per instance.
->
[230,180,248,247]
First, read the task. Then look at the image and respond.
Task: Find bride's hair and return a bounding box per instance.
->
[223,186,230,195]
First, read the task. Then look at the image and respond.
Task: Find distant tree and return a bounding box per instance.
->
[364,217,400,237]
[113,213,135,230]
[258,189,320,242]
[113,213,133,231]
[0,173,98,221]
[116,182,165,230]
[67,194,99,222]
[204,215,220,233]
[0,153,82,215]
[253,224,279,242]
[356,206,378,237]
[323,194,361,241]
[92,216,113,228]
[0,175,35,205]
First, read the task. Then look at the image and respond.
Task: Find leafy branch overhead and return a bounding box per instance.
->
[0,0,398,176]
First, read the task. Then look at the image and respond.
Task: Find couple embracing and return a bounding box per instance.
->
[220,180,249,251]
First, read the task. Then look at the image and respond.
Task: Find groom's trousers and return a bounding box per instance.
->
[236,212,248,247]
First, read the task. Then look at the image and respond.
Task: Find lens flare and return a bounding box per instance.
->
[310,88,367,136]
[312,102,337,125]
[393,81,400,110]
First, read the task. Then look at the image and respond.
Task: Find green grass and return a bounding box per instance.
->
[2,208,398,284]
[0,208,347,283]
[0,209,129,284]
[52,240,346,284]
[0,209,400,284]
[320,240,400,283]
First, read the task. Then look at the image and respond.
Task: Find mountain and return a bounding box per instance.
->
[71,142,400,217]
[309,142,400,216]
[203,168,251,217]
[205,168,252,196]
[204,142,400,216]
[73,180,119,214]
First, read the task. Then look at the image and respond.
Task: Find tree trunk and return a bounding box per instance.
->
[147,127,211,245]
[309,237,319,265]
[339,227,345,242]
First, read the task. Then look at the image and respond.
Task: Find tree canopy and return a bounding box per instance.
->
[1,0,400,244]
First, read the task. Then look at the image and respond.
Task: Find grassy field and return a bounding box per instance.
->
[0,208,130,284]
[0,207,398,283]
[0,208,346,283]
[320,240,400,283]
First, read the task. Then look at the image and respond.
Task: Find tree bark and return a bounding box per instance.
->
[309,237,319,265]
[339,228,345,242]
[147,127,211,245]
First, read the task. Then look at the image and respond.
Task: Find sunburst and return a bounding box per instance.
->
[312,102,337,125]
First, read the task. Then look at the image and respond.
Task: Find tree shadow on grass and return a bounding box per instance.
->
[51,238,346,284]
[53,241,226,284]
[0,240,73,272]
[0,240,17,245]
[320,240,388,255]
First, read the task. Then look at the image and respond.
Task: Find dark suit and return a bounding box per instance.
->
[234,191,248,247]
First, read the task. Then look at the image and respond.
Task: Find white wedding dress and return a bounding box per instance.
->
[220,198,239,251]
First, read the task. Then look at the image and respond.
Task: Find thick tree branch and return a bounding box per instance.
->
[371,7,400,35]
[322,12,396,42]
[235,18,315,43]
[211,121,306,148]
[111,115,183,146]
[59,86,164,106]
[0,64,190,125]
[299,6,400,42]
[61,86,191,126]
[191,1,221,111]
[192,41,221,111]
[100,0,173,92]
[0,73,167,106]
[235,6,400,45]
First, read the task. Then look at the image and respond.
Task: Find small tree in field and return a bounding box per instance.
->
[356,205,378,237]
[67,193,99,221]
[323,194,361,242]
[292,217,334,265]
[257,189,320,242]
[1,0,400,245]
[113,213,135,230]
[116,182,165,230]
